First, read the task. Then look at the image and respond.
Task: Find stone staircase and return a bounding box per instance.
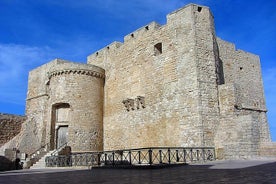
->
[30,150,56,169]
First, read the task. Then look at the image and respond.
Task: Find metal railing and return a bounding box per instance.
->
[29,143,50,159]
[45,147,215,167]
[26,143,50,168]
[51,142,69,156]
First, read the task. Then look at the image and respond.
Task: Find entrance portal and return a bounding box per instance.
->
[50,103,70,150]
[56,126,68,148]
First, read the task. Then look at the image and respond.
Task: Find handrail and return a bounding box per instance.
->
[29,142,50,158]
[51,142,69,156]
[46,147,216,167]
[71,146,215,155]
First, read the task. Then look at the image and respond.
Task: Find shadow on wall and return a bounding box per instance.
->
[0,156,22,171]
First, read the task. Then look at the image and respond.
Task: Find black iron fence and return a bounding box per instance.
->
[45,147,215,167]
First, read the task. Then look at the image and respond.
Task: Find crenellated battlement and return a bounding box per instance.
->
[89,41,123,60]
[123,21,162,42]
[2,3,272,160]
[88,21,162,61]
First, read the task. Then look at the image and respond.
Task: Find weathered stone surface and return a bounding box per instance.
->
[0,114,26,147]
[24,59,105,153]
[0,4,274,159]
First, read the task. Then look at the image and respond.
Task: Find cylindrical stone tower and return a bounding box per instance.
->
[47,61,105,152]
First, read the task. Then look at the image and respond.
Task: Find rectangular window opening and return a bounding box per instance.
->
[154,42,162,56]
[197,7,202,12]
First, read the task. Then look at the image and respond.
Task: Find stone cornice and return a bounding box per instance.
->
[48,69,105,79]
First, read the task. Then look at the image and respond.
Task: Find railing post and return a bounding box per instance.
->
[168,148,171,164]
[112,151,115,166]
[97,153,101,166]
[129,150,132,165]
[176,150,179,162]
[138,150,141,164]
[121,151,124,164]
[67,155,70,167]
[159,150,162,164]
[45,156,48,167]
[196,149,199,161]
[149,149,152,165]
[202,148,205,161]
[74,154,77,166]
[104,153,107,165]
[190,149,193,162]
[85,153,88,166]
[184,149,186,163]
[213,148,216,161]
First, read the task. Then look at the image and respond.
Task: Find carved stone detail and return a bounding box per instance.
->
[122,96,145,111]
[122,99,135,111]
[48,69,105,79]
[137,96,145,109]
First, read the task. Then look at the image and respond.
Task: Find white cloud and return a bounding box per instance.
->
[0,44,54,104]
[0,39,99,106]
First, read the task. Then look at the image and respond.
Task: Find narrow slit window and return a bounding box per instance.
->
[154,42,162,56]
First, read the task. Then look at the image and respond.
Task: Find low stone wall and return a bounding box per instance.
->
[0,113,26,147]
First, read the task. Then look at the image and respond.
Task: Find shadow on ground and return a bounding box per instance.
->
[0,162,275,184]
[0,156,22,171]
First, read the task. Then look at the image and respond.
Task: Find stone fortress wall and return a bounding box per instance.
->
[0,60,105,155]
[215,38,270,158]
[88,4,271,158]
[0,4,274,159]
[24,59,105,153]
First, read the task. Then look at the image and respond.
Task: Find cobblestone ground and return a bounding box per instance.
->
[0,162,275,184]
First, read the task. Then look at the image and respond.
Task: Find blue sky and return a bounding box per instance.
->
[0,0,275,141]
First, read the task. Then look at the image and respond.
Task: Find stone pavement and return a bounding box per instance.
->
[0,159,275,184]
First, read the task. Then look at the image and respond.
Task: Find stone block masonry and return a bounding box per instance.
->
[0,113,26,147]
[0,3,274,159]
[87,4,272,158]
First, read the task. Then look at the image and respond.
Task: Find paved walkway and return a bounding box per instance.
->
[0,159,275,184]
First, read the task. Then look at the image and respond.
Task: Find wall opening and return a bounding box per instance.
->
[197,6,202,12]
[154,42,162,56]
[50,103,70,150]
[56,125,68,149]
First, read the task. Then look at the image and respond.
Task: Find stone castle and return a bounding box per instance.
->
[1,4,275,160]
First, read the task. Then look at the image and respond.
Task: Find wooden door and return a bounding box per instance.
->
[57,126,68,149]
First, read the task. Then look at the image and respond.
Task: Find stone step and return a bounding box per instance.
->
[30,150,56,169]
